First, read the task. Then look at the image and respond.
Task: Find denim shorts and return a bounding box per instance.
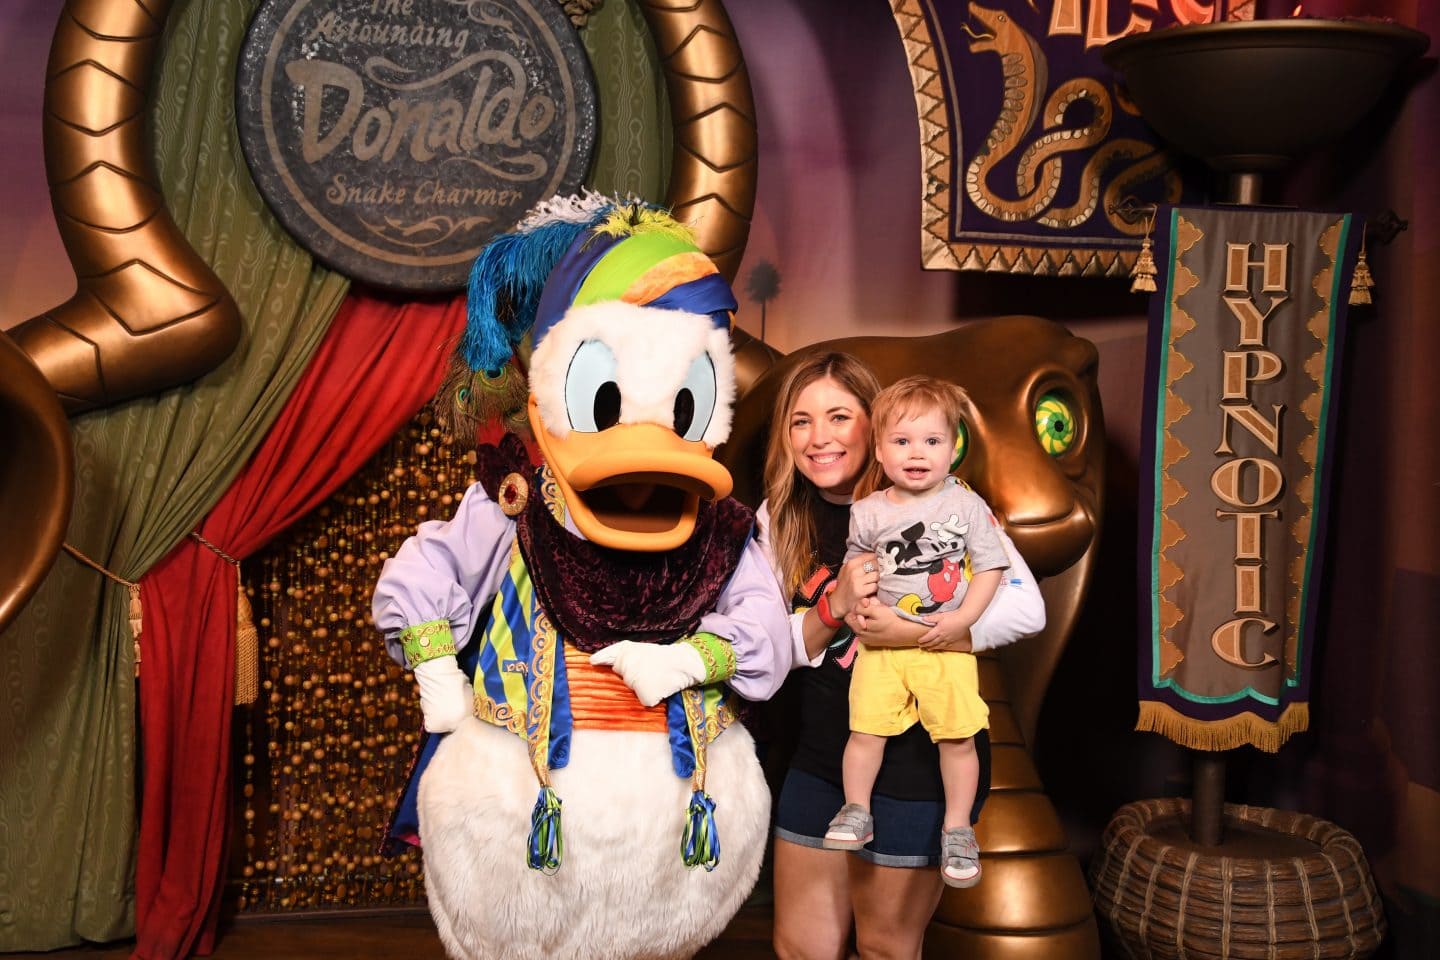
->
[773,768,942,868]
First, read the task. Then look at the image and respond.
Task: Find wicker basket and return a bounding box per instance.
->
[1090,798,1385,960]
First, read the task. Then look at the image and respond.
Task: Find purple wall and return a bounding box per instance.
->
[0,0,70,331]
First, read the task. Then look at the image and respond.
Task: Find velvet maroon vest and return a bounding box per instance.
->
[476,434,754,653]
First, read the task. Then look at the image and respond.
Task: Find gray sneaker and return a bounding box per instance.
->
[941,826,982,887]
[822,803,874,850]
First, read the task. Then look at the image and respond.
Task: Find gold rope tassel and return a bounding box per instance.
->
[62,543,143,678]
[128,584,143,678]
[1130,213,1158,294]
[1349,225,1374,306]
[235,582,260,706]
[190,532,260,706]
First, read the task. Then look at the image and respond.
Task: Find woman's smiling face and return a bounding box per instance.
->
[787,376,871,501]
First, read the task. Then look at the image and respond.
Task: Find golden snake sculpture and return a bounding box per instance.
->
[963,1,1179,233]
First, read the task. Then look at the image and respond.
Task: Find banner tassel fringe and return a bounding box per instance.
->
[1136,701,1310,754]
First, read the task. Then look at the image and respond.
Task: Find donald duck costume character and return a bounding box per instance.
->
[372,194,795,960]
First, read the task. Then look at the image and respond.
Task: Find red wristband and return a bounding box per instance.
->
[815,584,843,629]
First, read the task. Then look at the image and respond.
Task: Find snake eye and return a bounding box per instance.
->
[950,420,970,471]
[1035,392,1077,456]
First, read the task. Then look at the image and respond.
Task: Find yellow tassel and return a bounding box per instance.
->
[182,531,259,703]
[1349,228,1374,306]
[1130,213,1158,293]
[60,543,144,678]
[235,582,260,706]
[128,583,143,679]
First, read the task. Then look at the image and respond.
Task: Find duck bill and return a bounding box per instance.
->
[529,399,733,552]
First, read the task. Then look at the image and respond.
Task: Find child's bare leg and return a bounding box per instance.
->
[937,737,978,830]
[842,731,887,811]
[823,732,887,850]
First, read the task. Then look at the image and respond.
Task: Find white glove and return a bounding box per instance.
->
[412,656,475,733]
[589,641,707,707]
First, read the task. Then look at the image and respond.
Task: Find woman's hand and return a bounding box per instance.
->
[916,610,975,652]
[847,601,920,648]
[846,604,976,652]
[828,553,879,620]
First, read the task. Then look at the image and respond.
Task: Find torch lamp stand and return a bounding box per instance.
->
[1089,17,1427,959]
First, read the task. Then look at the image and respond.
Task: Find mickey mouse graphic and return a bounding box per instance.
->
[877,513,972,617]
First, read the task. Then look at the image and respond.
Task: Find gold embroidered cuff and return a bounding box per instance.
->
[400,619,457,668]
[681,632,736,685]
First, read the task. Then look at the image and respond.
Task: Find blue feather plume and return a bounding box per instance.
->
[462,214,612,374]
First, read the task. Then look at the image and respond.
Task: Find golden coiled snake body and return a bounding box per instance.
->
[963,2,1179,234]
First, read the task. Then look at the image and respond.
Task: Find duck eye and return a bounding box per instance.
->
[1034,392,1078,456]
[564,339,621,432]
[674,391,694,436]
[674,352,717,442]
[949,420,969,471]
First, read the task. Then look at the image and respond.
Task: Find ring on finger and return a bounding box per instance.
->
[862,561,876,574]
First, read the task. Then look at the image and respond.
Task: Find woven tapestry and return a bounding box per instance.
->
[889,0,1232,276]
[1138,206,1362,752]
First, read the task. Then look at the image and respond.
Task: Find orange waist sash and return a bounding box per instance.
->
[563,644,669,732]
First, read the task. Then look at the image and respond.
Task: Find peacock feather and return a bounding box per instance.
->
[435,350,531,443]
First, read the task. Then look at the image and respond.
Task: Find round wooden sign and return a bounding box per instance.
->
[237,0,597,291]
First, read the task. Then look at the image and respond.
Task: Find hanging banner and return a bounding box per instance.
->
[1137,206,1362,752]
[889,0,1243,277]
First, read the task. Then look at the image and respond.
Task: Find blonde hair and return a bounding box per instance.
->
[763,353,881,597]
[854,375,970,500]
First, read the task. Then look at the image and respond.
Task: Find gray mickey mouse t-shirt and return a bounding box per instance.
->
[845,477,1008,621]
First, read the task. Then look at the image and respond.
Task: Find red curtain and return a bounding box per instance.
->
[132,292,465,959]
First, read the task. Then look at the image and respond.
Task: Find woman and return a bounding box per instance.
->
[755,352,1044,960]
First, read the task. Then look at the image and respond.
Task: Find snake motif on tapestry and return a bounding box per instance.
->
[962,2,1179,233]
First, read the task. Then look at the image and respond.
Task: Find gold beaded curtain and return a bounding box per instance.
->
[235,411,477,912]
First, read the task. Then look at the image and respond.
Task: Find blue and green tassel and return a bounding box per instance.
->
[527,786,564,874]
[681,789,720,871]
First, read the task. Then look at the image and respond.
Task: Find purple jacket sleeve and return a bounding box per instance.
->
[696,537,796,702]
[371,481,517,666]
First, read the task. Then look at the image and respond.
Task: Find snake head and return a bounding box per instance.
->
[964,3,1005,52]
[944,318,1101,577]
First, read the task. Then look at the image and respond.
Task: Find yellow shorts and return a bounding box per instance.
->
[849,646,989,741]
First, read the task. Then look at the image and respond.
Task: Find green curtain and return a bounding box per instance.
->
[581,0,672,202]
[0,0,349,947]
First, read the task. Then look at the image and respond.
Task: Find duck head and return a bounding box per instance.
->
[450,194,740,552]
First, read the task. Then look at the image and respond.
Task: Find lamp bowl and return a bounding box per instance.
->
[1103,19,1429,173]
